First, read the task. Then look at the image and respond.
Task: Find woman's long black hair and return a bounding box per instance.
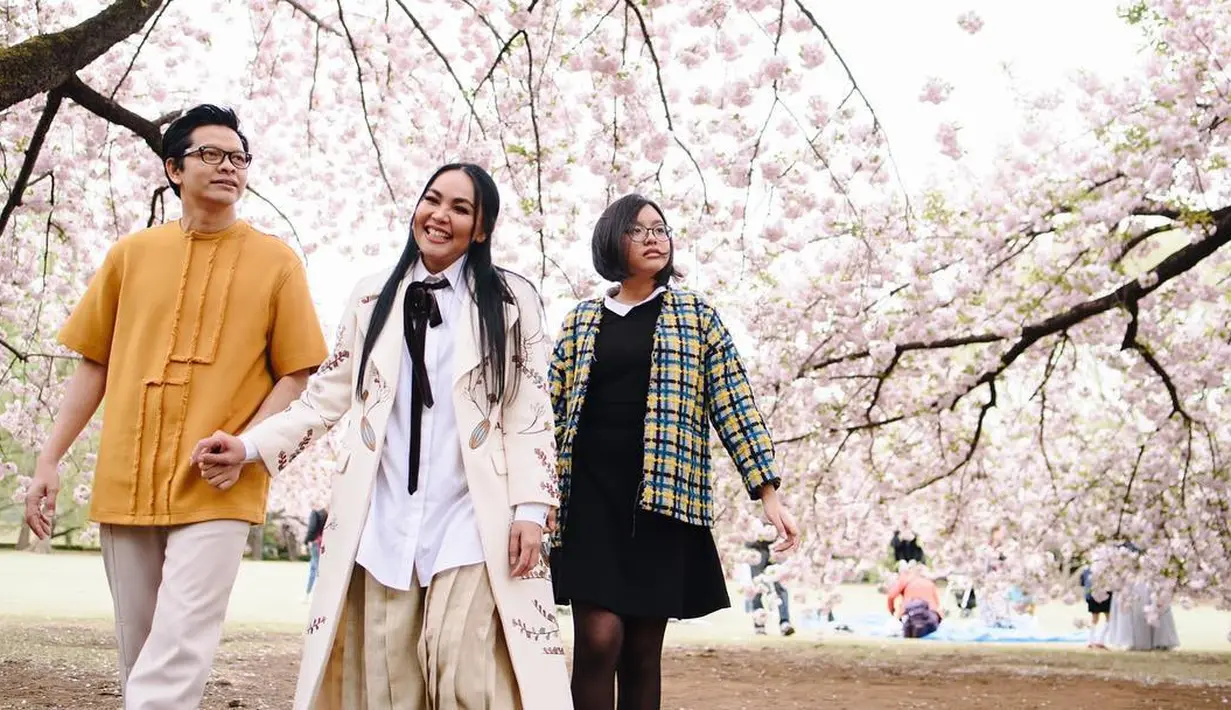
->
[355,163,522,402]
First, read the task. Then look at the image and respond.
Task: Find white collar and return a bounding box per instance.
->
[603,285,666,317]
[412,255,467,291]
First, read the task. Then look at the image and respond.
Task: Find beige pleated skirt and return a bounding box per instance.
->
[313,563,521,710]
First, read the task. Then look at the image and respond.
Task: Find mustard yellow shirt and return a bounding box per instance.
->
[58,220,327,526]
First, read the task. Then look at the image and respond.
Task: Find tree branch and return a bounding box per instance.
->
[812,204,1231,378]
[1120,299,1191,420]
[335,0,396,203]
[109,0,176,100]
[0,336,76,363]
[906,380,997,494]
[475,30,525,96]
[791,0,912,222]
[391,0,488,137]
[280,0,342,36]
[0,88,63,238]
[1113,222,1177,266]
[0,0,164,112]
[61,75,164,154]
[146,185,168,228]
[248,186,309,263]
[622,0,710,211]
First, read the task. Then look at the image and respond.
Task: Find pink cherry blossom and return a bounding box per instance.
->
[2,0,1229,617]
[919,77,953,104]
[957,11,985,34]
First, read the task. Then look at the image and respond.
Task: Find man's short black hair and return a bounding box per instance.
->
[161,104,249,197]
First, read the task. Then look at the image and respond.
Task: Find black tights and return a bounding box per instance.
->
[570,602,668,710]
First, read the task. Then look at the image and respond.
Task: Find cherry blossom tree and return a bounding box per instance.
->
[2,0,1228,616]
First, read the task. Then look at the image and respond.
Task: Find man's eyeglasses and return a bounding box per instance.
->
[625,225,672,243]
[182,146,253,170]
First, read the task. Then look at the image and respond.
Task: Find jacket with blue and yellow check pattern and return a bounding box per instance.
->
[548,288,780,535]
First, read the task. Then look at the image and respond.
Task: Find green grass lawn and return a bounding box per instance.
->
[3,548,1228,652]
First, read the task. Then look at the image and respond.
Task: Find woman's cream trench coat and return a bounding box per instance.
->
[245,268,571,709]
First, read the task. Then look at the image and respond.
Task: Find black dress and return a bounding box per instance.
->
[551,294,730,619]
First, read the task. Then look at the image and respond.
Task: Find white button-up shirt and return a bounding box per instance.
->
[243,257,545,591]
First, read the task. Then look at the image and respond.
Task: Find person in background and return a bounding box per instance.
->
[890,529,925,564]
[1080,567,1112,649]
[747,537,795,636]
[303,505,328,600]
[886,563,943,639]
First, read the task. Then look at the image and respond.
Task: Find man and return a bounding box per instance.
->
[23,104,327,709]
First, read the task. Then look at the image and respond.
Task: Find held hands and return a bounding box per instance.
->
[190,430,247,491]
[759,484,801,554]
[508,520,544,577]
[23,458,61,540]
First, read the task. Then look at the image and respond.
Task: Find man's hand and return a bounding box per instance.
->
[202,463,243,491]
[508,520,544,577]
[23,458,61,539]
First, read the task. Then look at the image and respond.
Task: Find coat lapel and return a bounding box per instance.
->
[452,280,482,389]
[354,279,406,411]
[451,275,522,390]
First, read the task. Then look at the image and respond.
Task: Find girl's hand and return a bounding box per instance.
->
[759,485,800,553]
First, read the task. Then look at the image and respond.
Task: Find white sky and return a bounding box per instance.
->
[220,1,1147,330]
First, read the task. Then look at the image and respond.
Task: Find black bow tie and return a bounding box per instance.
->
[404,277,449,495]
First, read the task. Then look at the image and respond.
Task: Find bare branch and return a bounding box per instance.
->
[248,186,310,264]
[0,88,63,238]
[865,350,901,418]
[1115,444,1148,538]
[458,0,505,42]
[810,332,1003,372]
[475,30,526,96]
[0,336,76,363]
[523,39,548,288]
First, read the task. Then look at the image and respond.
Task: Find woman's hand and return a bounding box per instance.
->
[508,520,544,577]
[192,431,247,490]
[759,485,800,553]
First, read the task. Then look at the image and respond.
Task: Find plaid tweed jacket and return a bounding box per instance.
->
[548,288,780,536]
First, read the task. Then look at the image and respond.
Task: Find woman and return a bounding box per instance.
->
[194,164,570,709]
[885,563,943,639]
[549,194,800,709]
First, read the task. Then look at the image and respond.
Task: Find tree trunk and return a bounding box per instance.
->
[0,0,165,112]
[247,524,264,560]
[16,520,31,550]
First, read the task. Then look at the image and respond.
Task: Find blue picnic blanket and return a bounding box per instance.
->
[807,612,1086,644]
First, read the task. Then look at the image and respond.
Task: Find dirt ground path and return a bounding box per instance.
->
[2,621,1228,709]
